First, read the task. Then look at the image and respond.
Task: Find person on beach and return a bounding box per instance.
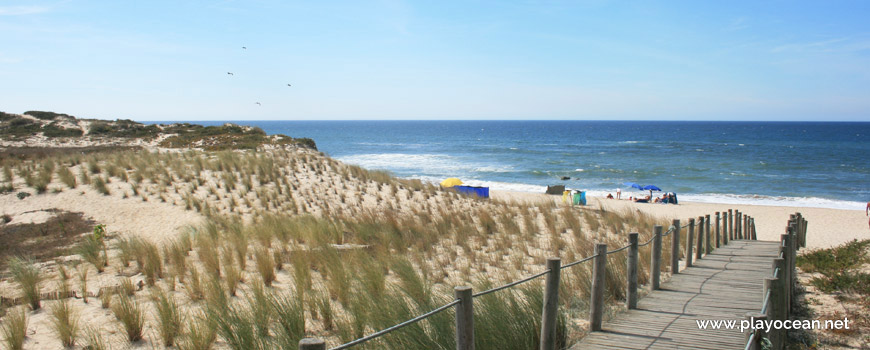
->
[616,187,622,200]
[866,202,870,230]
[607,193,614,199]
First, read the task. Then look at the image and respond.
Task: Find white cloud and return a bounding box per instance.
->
[0,5,50,16]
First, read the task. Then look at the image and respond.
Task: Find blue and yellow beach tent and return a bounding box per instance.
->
[440,178,463,187]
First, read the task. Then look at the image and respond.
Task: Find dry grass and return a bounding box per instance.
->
[49,300,79,347]
[0,145,708,348]
[7,257,42,310]
[112,294,145,342]
[1,307,27,350]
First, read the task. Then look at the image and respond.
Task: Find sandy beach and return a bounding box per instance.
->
[491,190,867,250]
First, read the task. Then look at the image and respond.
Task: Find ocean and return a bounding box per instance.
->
[155,121,870,210]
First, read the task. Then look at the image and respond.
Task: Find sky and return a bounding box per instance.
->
[1,1,870,121]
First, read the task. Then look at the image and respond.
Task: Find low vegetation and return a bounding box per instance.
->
[796,239,870,348]
[0,127,689,349]
[797,239,870,294]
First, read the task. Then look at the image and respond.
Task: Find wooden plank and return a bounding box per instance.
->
[571,240,779,349]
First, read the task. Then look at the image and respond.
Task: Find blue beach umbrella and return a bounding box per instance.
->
[643,184,662,198]
[623,182,644,190]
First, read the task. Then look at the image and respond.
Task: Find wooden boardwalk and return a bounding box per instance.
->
[572,239,781,350]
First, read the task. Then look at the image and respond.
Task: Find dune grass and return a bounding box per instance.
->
[112,294,146,342]
[177,313,216,350]
[272,289,306,347]
[1,307,27,350]
[152,287,183,347]
[49,300,80,348]
[77,264,89,303]
[76,235,107,273]
[83,326,109,350]
[7,257,42,310]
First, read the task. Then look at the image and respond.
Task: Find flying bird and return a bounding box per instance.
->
[287,84,291,87]
[255,102,261,106]
[242,46,247,49]
[227,72,233,75]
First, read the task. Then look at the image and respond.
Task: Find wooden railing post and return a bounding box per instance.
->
[540,258,561,350]
[695,216,703,260]
[455,286,474,350]
[590,243,607,331]
[737,210,743,239]
[728,209,734,240]
[686,218,695,267]
[705,214,712,254]
[651,226,663,290]
[627,233,639,309]
[715,212,721,248]
[751,218,757,240]
[769,258,787,350]
[787,223,798,311]
[780,234,792,321]
[746,313,767,350]
[745,215,750,240]
[299,338,326,350]
[670,220,680,274]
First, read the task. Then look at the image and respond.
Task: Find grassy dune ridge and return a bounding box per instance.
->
[0,139,683,349]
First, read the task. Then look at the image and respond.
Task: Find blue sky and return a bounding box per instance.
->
[1,1,869,121]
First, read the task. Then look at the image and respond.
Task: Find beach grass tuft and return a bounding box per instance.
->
[1,307,27,350]
[152,286,183,347]
[49,300,80,348]
[112,293,146,342]
[8,257,42,310]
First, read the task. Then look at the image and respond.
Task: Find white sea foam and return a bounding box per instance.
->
[337,153,464,173]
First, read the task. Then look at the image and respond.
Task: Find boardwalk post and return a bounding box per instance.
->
[715,212,721,248]
[771,259,786,320]
[686,218,695,267]
[723,211,729,245]
[651,226,663,290]
[787,223,798,309]
[590,243,607,331]
[540,258,561,350]
[705,214,712,253]
[728,209,734,240]
[745,215,750,240]
[780,234,793,320]
[695,216,703,260]
[455,286,474,350]
[299,338,326,350]
[746,313,767,350]
[737,210,742,239]
[670,219,680,274]
[751,218,757,240]
[627,233,639,309]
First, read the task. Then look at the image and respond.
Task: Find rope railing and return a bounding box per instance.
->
[330,299,461,350]
[473,269,551,298]
[560,254,596,269]
[606,244,631,255]
[743,212,806,350]
[315,210,751,350]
